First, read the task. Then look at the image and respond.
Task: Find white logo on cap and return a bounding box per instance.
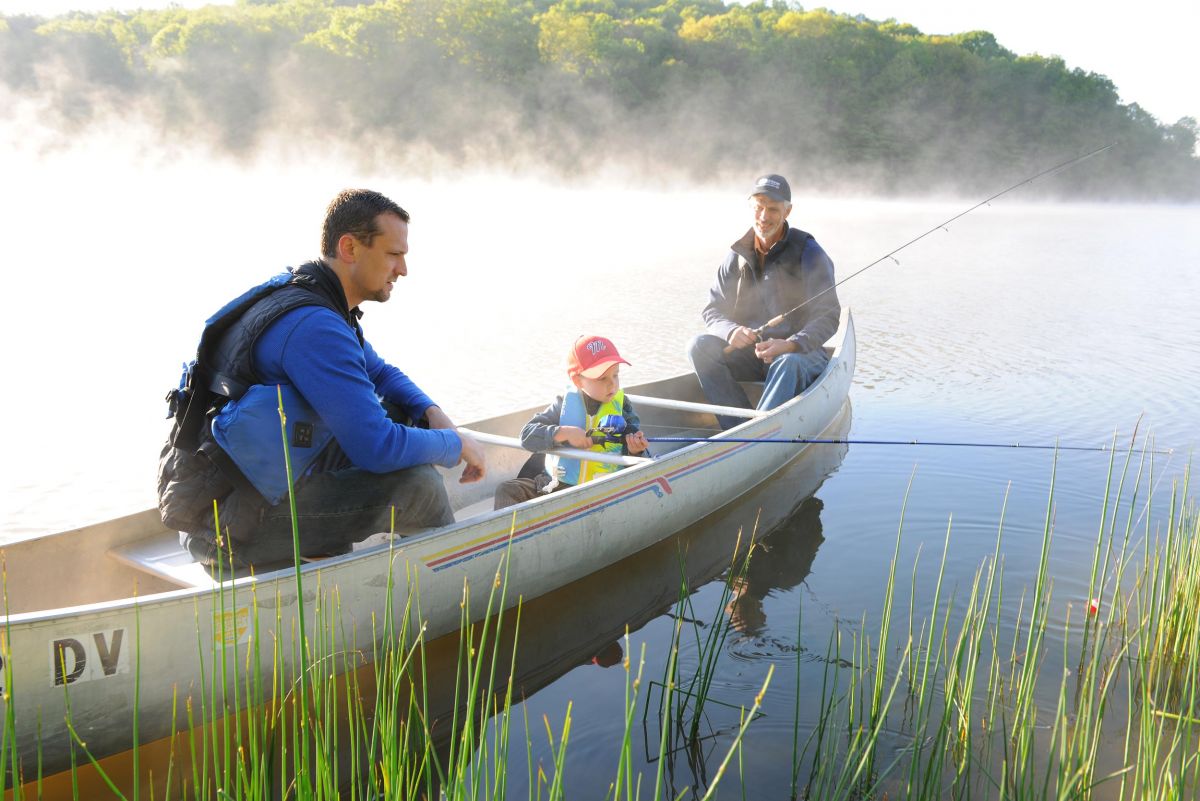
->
[586,340,607,356]
[758,178,780,189]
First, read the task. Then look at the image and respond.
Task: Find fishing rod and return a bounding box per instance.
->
[585,416,1171,455]
[642,436,1173,456]
[734,142,1118,345]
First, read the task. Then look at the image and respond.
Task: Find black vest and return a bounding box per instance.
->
[157,261,360,540]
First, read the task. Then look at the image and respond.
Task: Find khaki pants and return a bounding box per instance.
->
[493,472,561,510]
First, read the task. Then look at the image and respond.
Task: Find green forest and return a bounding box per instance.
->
[2,0,1198,199]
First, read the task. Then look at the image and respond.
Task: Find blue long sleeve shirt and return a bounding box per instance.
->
[252,305,461,473]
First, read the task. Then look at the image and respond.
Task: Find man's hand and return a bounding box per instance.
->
[424,405,455,430]
[727,326,760,350]
[754,338,797,364]
[554,425,592,450]
[625,430,649,455]
[455,430,486,483]
[427,405,484,482]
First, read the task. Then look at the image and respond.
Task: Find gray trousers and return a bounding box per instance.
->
[184,463,454,571]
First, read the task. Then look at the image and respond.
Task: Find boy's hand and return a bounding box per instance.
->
[554,425,592,449]
[625,430,649,455]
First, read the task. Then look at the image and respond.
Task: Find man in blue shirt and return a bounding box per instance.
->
[160,189,485,568]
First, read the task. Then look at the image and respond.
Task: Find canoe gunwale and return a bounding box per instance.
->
[2,310,854,628]
[0,311,855,775]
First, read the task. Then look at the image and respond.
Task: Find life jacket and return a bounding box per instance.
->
[157,261,360,538]
[546,389,626,486]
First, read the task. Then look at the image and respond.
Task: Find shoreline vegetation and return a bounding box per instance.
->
[1,0,1197,200]
[3,445,1197,799]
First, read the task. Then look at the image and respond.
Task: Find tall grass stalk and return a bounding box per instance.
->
[276,386,312,799]
[5,441,1198,800]
[784,448,1199,800]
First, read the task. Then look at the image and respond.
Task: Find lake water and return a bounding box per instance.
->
[2,131,1198,797]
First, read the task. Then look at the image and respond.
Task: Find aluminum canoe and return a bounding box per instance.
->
[0,310,855,776]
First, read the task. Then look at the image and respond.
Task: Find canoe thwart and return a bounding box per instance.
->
[623,394,765,419]
[458,427,651,467]
[108,533,220,589]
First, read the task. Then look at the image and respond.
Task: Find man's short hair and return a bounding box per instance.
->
[321,189,410,259]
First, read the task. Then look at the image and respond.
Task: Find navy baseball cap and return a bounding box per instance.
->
[749,174,791,202]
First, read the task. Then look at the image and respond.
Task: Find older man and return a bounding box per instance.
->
[687,174,840,429]
[159,188,486,568]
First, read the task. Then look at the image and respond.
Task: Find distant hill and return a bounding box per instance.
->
[2,0,1196,199]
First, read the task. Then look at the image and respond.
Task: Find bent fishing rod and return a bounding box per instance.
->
[736,142,1118,343]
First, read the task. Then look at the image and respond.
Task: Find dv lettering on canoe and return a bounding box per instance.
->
[49,629,128,687]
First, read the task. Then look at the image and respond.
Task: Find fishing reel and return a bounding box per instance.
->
[586,414,627,445]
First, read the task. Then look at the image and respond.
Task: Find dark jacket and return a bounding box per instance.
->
[701,224,840,352]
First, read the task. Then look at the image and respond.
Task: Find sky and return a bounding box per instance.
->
[1,0,1196,127]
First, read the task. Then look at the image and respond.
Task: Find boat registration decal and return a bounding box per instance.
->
[48,629,129,687]
[213,607,251,646]
[426,428,782,572]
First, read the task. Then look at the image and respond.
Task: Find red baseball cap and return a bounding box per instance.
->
[568,334,630,379]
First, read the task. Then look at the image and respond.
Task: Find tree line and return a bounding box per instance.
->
[2,0,1197,199]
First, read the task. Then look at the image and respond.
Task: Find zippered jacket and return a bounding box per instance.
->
[701,224,840,352]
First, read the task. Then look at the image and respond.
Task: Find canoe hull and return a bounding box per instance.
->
[1,313,855,776]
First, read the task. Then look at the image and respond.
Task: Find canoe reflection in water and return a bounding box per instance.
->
[419,407,843,698]
[21,407,848,799]
[488,404,844,692]
[425,408,848,796]
[726,496,824,636]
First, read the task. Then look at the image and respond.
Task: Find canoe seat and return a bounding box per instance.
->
[109,532,220,589]
[454,497,497,522]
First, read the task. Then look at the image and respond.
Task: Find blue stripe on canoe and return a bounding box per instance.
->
[428,427,782,572]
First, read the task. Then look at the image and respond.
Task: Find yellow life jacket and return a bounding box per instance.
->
[547,388,626,485]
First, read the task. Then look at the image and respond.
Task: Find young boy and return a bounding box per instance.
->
[493,334,650,510]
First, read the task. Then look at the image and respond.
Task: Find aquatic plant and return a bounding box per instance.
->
[780,446,1199,800]
[3,435,1197,799]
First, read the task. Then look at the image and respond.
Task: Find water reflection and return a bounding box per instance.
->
[470,408,850,799]
[726,496,824,637]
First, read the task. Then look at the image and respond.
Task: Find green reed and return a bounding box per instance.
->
[3,526,770,799]
[4,434,1197,799]
[782,444,1199,800]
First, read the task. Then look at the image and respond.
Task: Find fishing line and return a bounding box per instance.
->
[746,141,1119,338]
[1133,440,1180,528]
[642,435,1172,455]
[598,416,1174,454]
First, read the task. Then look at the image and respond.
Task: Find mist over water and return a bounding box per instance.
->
[4,0,1198,204]
[0,118,718,535]
[3,116,1198,539]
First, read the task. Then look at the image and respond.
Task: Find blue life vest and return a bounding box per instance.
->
[211,383,334,505]
[546,388,626,486]
[158,262,360,533]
